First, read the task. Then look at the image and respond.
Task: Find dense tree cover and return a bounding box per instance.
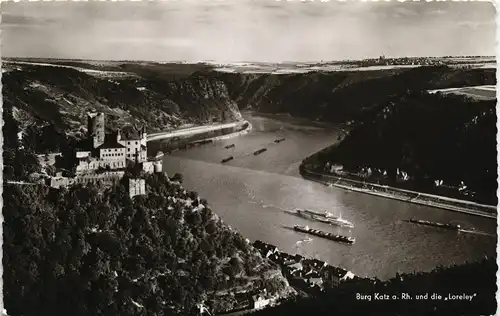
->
[317,91,497,205]
[217,66,496,123]
[3,172,290,316]
[22,123,77,154]
[251,258,497,316]
[3,105,42,181]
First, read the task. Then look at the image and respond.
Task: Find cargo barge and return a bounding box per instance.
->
[407,219,461,231]
[221,156,234,163]
[293,225,355,244]
[274,138,286,143]
[225,144,235,149]
[254,148,267,156]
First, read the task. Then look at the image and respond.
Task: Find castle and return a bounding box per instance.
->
[46,112,162,198]
[75,112,161,175]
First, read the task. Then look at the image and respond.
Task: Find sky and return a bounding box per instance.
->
[1,0,497,62]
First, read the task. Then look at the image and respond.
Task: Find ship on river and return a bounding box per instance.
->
[254,148,267,155]
[225,144,235,149]
[274,137,286,143]
[293,225,355,244]
[294,209,354,228]
[407,219,461,231]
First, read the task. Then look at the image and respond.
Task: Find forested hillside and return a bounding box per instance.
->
[3,172,292,316]
[318,91,497,204]
[3,81,292,316]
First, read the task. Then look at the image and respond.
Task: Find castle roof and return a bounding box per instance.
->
[120,124,146,141]
[97,134,126,150]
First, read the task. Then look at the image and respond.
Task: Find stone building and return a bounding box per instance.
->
[75,133,127,174]
[140,160,163,174]
[117,127,148,163]
[128,178,146,198]
[75,171,125,186]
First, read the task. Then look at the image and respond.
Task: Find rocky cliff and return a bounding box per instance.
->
[2,60,242,150]
[214,66,496,123]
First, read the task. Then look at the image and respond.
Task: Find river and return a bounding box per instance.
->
[159,112,496,280]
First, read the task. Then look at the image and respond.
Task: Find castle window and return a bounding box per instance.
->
[135,141,138,145]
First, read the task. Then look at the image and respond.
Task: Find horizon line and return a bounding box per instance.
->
[3,55,496,65]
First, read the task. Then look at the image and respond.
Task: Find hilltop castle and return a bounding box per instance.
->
[46,112,162,198]
[75,112,161,174]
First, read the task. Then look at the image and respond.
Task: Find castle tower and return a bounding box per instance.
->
[88,112,105,148]
[153,160,163,173]
[140,125,147,147]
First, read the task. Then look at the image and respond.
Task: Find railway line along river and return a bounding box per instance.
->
[158,112,496,280]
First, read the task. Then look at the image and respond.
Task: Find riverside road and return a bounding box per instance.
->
[157,113,496,280]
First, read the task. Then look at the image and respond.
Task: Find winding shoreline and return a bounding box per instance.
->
[148,117,496,219]
[300,165,496,219]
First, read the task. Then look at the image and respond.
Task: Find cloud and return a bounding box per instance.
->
[1,1,496,61]
[457,20,492,29]
[2,13,56,27]
[391,7,419,18]
[107,37,195,48]
[428,9,447,15]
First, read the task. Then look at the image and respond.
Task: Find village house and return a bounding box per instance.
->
[254,240,279,256]
[302,258,329,270]
[250,294,271,310]
[308,276,324,289]
[321,266,355,287]
[287,262,304,275]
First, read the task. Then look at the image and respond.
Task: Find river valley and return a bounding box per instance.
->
[159,113,496,280]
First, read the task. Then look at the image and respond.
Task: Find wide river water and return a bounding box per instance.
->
[159,113,496,280]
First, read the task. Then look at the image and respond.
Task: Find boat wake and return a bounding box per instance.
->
[458,229,496,237]
[261,202,288,212]
[295,237,313,246]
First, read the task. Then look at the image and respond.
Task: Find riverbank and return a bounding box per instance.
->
[147,120,251,142]
[147,120,252,156]
[299,163,496,219]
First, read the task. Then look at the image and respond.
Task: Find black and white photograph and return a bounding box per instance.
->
[1,1,497,315]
